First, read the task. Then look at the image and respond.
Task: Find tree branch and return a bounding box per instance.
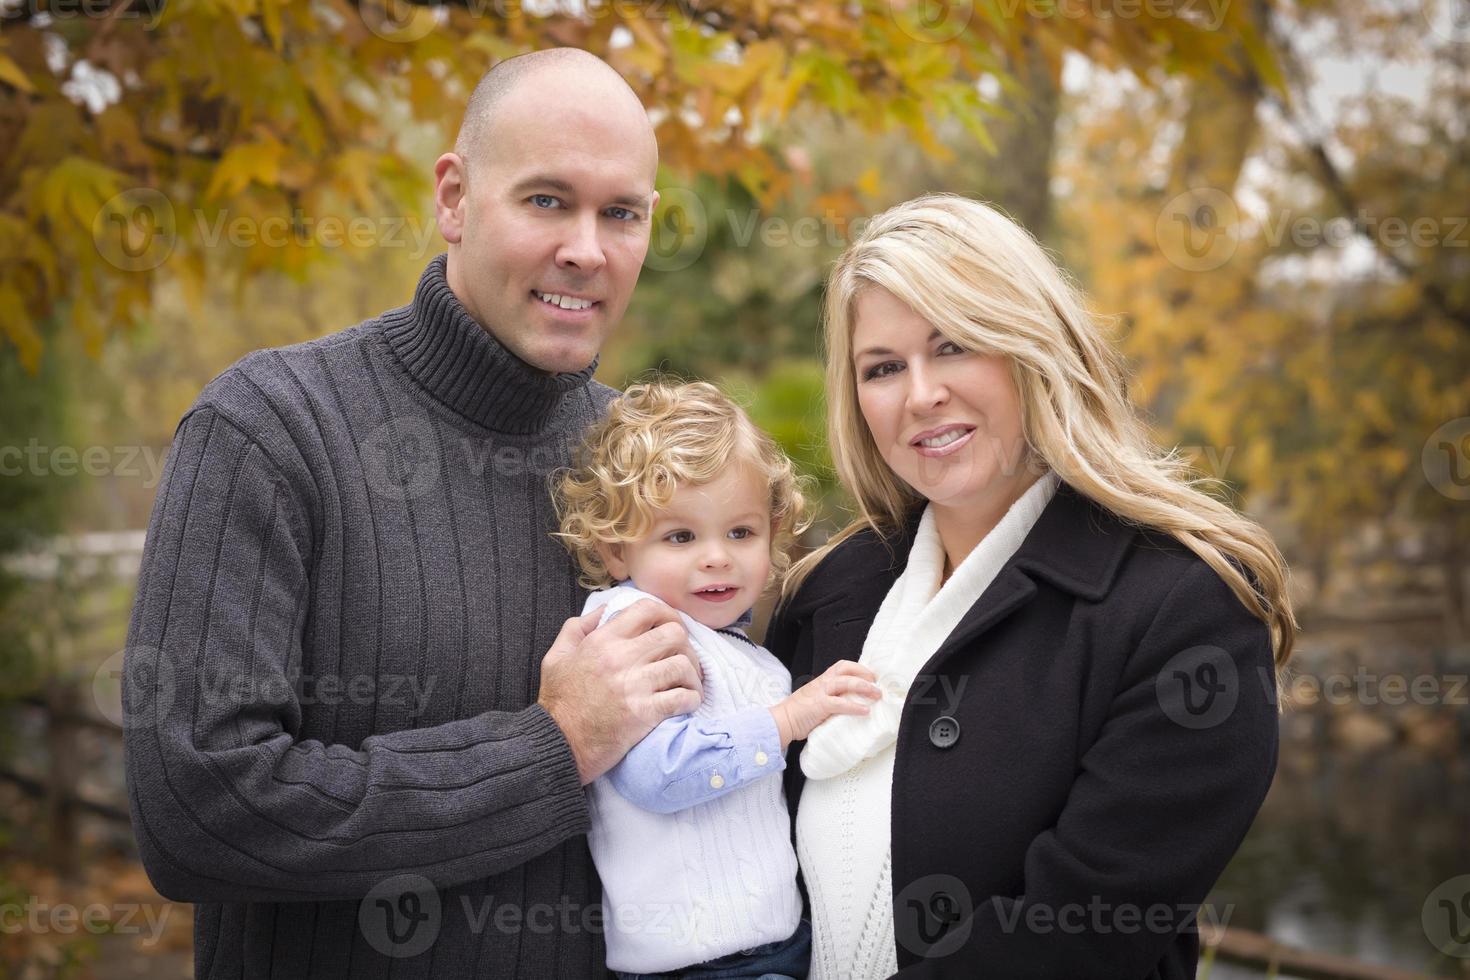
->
[1253,16,1470,333]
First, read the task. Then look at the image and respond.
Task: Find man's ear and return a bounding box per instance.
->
[433,153,468,244]
[597,542,629,582]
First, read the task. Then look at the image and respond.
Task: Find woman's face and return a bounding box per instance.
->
[850,286,1031,512]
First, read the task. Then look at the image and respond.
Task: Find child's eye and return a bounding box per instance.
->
[729,527,756,540]
[665,530,694,544]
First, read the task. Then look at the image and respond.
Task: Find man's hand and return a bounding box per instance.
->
[538,599,701,785]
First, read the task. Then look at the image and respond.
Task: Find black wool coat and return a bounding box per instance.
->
[763,482,1280,979]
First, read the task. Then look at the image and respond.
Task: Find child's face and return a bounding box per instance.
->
[600,464,774,629]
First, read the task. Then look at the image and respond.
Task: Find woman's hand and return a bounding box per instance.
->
[770,660,882,750]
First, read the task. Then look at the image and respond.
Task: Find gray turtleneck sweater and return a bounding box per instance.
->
[123,254,620,978]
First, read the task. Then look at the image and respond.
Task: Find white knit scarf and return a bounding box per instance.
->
[800,470,1059,781]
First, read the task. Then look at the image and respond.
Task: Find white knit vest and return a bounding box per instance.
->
[797,471,1059,979]
[584,584,803,973]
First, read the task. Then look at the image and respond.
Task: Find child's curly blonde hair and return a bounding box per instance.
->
[552,380,813,592]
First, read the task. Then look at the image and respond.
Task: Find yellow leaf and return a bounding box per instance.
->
[756,60,810,123]
[260,0,285,51]
[0,213,28,262]
[0,54,33,93]
[0,281,43,373]
[206,137,288,200]
[623,15,668,60]
[703,39,782,98]
[32,157,126,232]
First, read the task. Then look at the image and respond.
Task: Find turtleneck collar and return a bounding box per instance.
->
[379,253,598,434]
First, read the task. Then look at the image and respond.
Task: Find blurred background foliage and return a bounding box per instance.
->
[2,0,1464,608]
[1,0,1468,974]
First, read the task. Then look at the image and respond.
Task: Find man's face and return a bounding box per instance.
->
[436,77,659,375]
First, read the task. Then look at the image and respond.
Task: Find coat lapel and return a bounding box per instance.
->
[923,567,1038,671]
[803,515,917,676]
[808,559,903,675]
[923,483,1138,672]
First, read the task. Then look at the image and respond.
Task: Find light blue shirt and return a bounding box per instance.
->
[609,702,785,814]
[595,584,786,813]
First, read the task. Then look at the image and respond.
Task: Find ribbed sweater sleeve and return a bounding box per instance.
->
[123,405,589,904]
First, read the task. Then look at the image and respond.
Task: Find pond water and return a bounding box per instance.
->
[1205,742,1470,977]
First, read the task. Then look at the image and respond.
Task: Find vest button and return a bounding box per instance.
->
[928,715,960,749]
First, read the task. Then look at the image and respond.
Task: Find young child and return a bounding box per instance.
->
[552,380,880,979]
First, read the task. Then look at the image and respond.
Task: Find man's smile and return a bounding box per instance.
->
[532,288,600,312]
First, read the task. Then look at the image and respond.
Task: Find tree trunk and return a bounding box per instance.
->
[989,38,1062,240]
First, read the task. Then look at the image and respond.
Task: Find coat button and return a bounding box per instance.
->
[928,715,960,749]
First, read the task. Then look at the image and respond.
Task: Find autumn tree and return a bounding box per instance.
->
[0,0,1287,370]
[1058,0,1470,637]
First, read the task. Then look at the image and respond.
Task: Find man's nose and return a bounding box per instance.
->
[555,211,607,273]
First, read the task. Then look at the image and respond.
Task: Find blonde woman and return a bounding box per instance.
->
[765,194,1294,980]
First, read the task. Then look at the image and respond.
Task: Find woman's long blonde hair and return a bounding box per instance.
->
[784,193,1296,672]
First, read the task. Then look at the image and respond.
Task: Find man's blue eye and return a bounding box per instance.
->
[530,195,560,209]
[607,207,636,221]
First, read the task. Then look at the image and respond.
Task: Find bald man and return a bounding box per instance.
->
[124,48,702,979]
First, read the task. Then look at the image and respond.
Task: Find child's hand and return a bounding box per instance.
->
[770,660,882,749]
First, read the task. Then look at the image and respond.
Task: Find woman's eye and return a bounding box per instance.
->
[862,361,901,381]
[530,194,560,209]
[938,340,965,355]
